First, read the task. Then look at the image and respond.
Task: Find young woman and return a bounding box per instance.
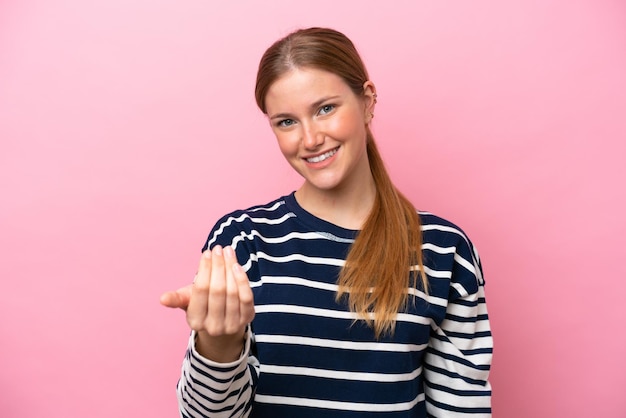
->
[161,27,493,418]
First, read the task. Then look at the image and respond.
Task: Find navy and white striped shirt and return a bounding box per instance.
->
[177,192,492,417]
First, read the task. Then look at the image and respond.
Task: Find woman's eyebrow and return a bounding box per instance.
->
[309,95,341,110]
[269,95,341,120]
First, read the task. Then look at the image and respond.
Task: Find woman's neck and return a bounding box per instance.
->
[295,174,376,230]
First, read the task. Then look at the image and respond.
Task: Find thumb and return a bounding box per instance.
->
[159,285,192,310]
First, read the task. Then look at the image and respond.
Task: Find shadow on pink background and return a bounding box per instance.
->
[1,1,625,417]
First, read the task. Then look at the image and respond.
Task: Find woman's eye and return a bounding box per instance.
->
[318,104,335,115]
[278,119,295,127]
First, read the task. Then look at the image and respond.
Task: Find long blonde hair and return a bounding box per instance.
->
[255,27,427,338]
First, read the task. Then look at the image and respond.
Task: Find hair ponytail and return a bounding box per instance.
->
[335,130,427,338]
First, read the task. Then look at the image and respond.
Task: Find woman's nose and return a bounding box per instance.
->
[302,125,324,149]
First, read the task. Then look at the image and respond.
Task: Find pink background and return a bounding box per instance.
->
[1,1,625,417]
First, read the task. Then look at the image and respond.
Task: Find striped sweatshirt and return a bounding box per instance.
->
[177,192,492,417]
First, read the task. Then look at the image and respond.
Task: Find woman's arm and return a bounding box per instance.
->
[423,238,493,417]
[162,244,257,418]
[176,328,258,418]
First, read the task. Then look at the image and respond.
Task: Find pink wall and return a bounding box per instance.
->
[1,1,625,417]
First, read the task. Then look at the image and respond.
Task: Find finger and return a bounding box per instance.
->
[160,285,192,309]
[233,262,255,324]
[206,245,227,335]
[186,251,212,330]
[223,246,241,333]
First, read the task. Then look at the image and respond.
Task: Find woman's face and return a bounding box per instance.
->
[264,67,376,195]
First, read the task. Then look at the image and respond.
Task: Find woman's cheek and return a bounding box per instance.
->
[327,112,360,139]
[276,132,299,158]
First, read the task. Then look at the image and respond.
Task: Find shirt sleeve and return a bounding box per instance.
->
[423,236,493,417]
[177,327,259,418]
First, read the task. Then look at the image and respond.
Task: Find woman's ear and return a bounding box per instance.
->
[362,80,377,124]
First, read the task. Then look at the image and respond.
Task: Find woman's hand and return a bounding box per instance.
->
[160,245,255,362]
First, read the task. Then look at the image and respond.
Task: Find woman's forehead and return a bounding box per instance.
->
[265,68,353,111]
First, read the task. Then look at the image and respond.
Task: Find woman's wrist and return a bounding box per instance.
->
[194,328,247,363]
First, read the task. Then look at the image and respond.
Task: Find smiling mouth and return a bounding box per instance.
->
[305,147,338,163]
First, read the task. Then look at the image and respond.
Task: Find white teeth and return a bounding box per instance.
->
[306,148,337,163]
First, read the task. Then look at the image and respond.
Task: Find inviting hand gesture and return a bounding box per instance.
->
[160,245,255,362]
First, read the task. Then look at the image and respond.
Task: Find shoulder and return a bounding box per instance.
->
[418,211,485,290]
[214,194,292,224]
[201,194,294,251]
[418,211,475,249]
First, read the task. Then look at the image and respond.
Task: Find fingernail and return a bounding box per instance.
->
[203,250,211,259]
[214,245,223,256]
[224,246,234,258]
[232,263,242,274]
